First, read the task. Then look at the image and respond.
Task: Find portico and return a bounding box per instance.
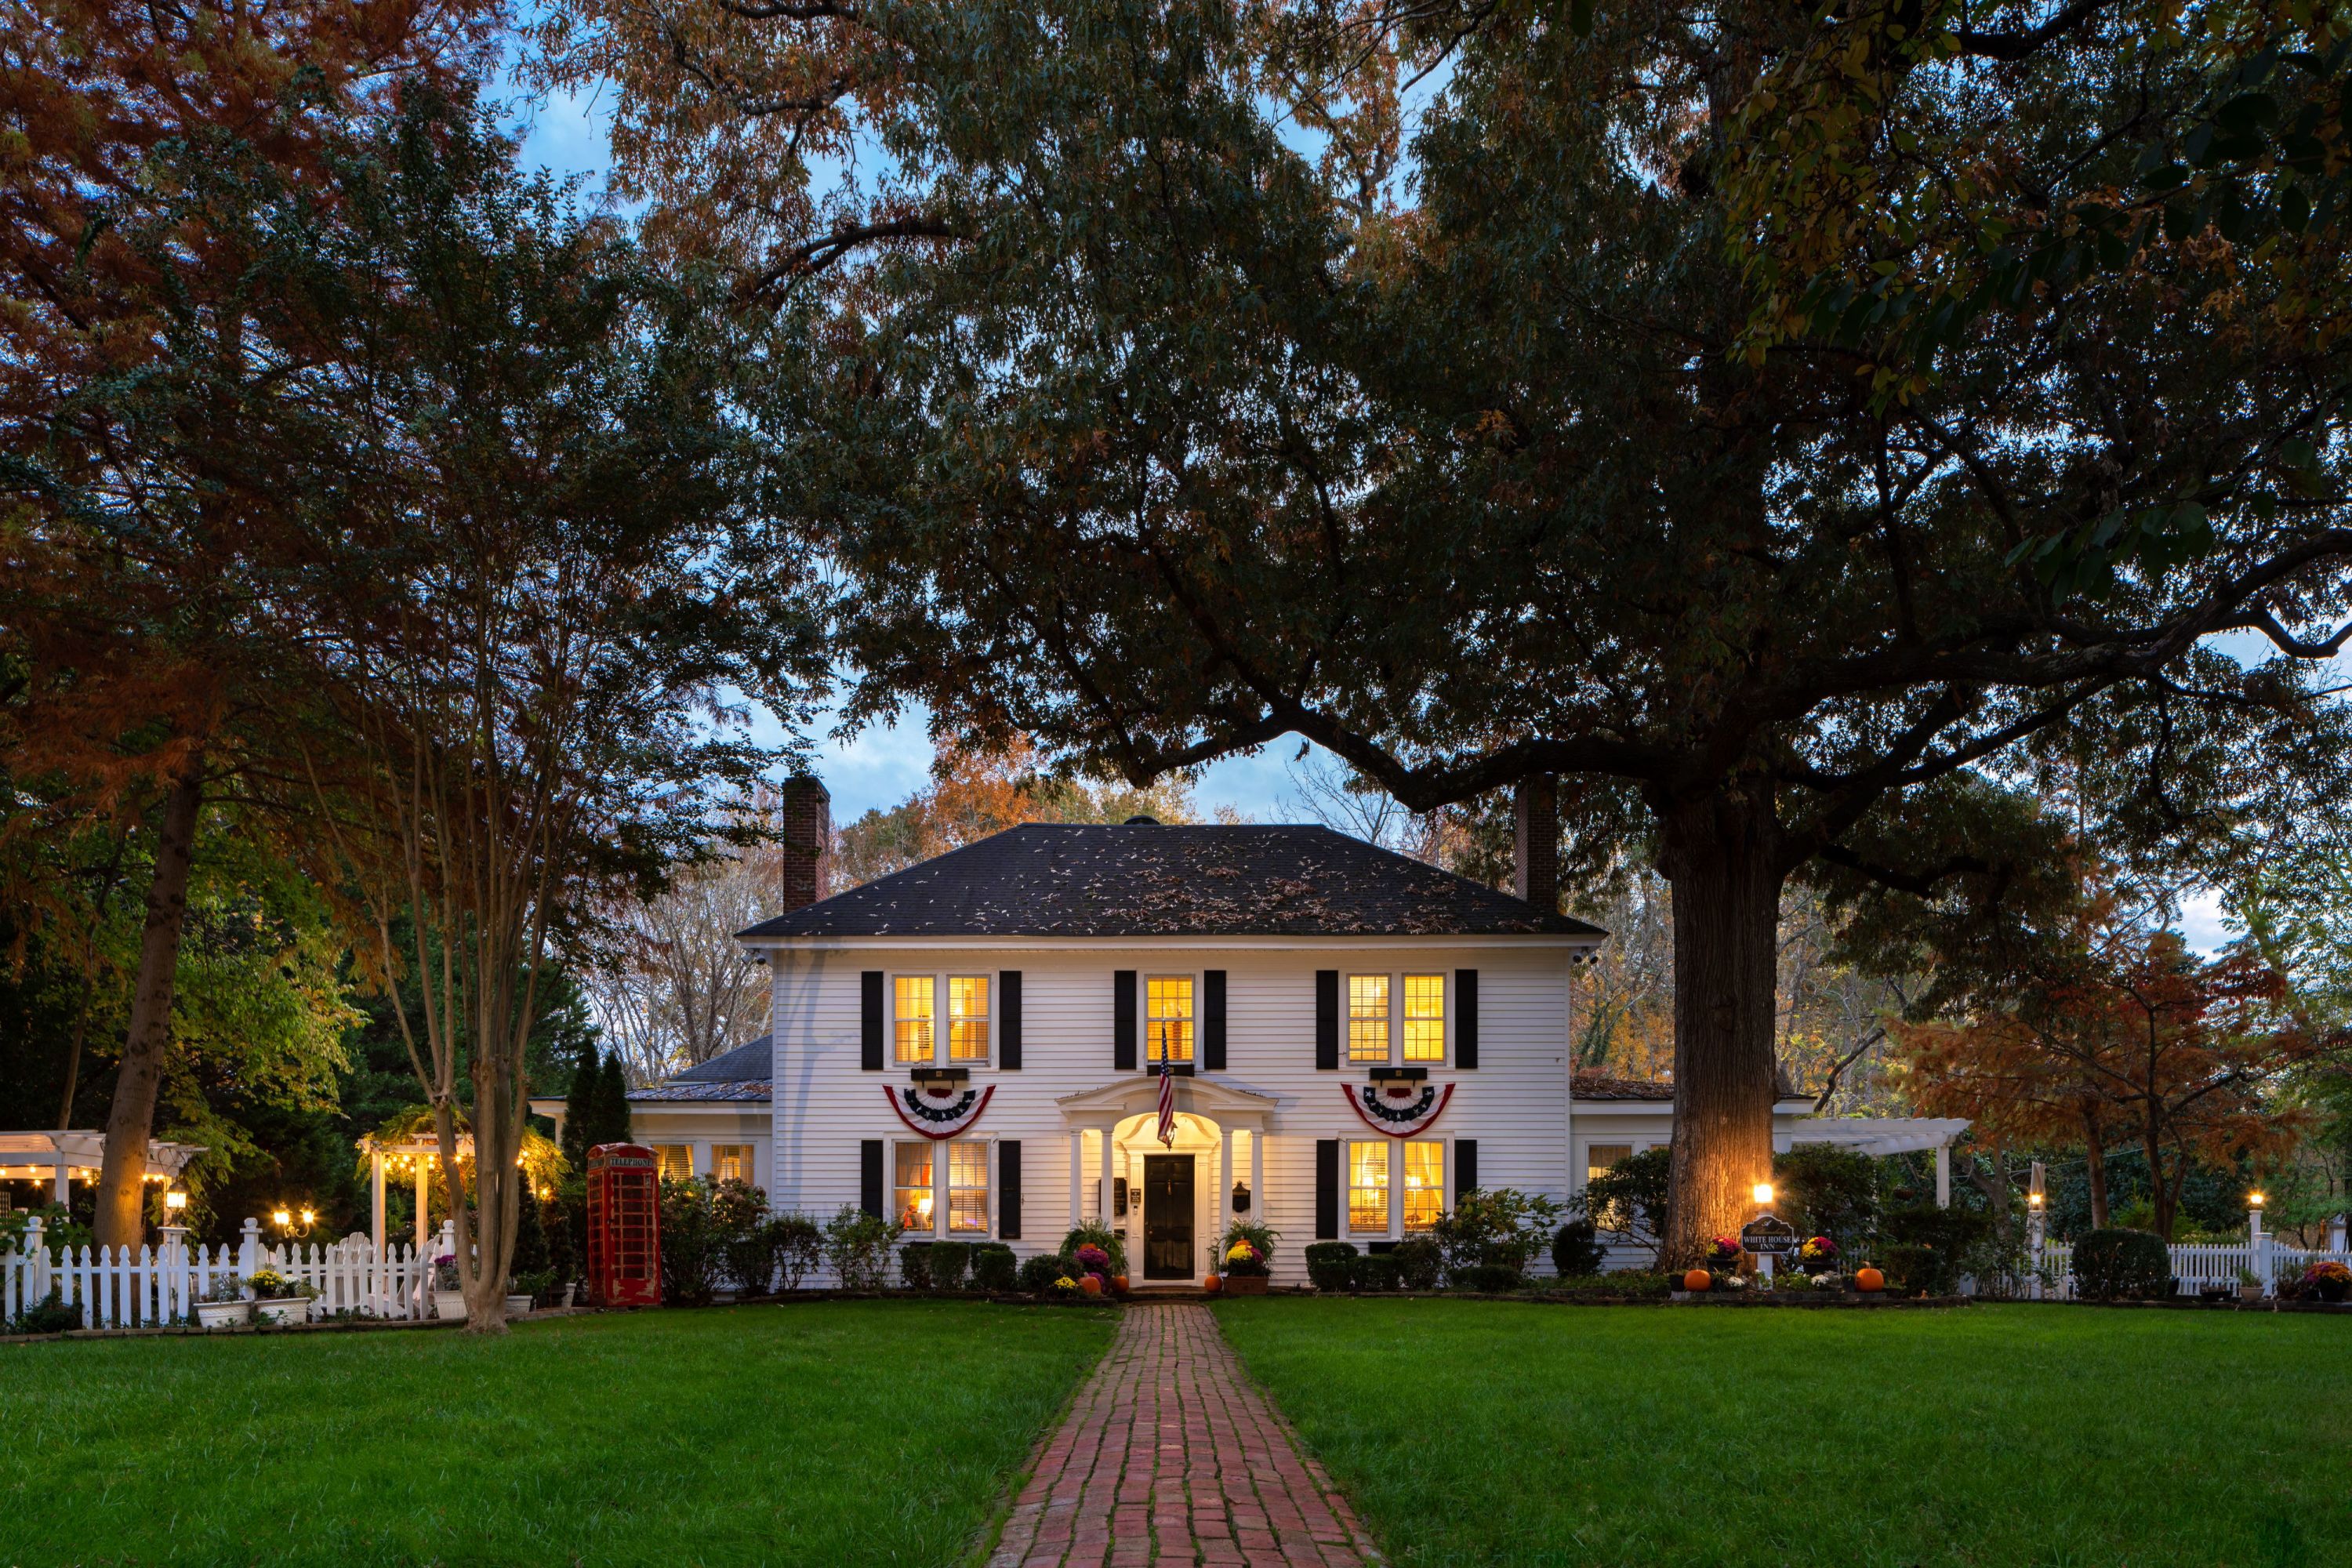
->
[1057,1076,1276,1288]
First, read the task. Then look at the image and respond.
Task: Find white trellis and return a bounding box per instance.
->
[3,1215,427,1330]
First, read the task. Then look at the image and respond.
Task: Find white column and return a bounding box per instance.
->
[53,1154,69,1207]
[1934,1144,1951,1209]
[370,1151,387,1260]
[1098,1124,1116,1226]
[1218,1129,1235,1252]
[1069,1131,1083,1229]
[1250,1129,1264,1220]
[2330,1214,2347,1254]
[414,1160,430,1258]
[2251,1203,2271,1295]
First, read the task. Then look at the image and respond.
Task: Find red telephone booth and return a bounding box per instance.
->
[586,1143,662,1307]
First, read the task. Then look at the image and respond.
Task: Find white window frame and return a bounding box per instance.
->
[654,1144,695,1181]
[1344,971,1451,1068]
[889,971,996,1067]
[712,1143,754,1187]
[1399,1138,1447,1236]
[1144,971,1199,1067]
[1349,1136,1451,1241]
[891,1136,996,1240]
[891,1138,940,1236]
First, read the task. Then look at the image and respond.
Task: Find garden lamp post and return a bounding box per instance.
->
[160,1188,191,1316]
[2027,1162,2046,1301]
[1752,1182,1776,1283]
[2249,1191,2268,1298]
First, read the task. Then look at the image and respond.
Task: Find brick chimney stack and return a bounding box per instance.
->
[1513,775,1559,913]
[779,774,831,912]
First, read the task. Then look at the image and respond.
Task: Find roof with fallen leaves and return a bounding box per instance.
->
[739,823,1606,940]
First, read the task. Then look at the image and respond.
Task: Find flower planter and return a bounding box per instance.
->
[433,1289,469,1320]
[194,1300,253,1330]
[2240,1285,2266,1303]
[253,1297,310,1327]
[504,1294,534,1319]
[1222,1274,1269,1295]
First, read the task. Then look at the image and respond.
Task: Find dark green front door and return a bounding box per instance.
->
[1143,1155,1195,1279]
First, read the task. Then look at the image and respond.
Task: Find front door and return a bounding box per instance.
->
[1142,1155,1196,1280]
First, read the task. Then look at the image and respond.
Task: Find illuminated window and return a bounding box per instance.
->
[894,1143,935,1232]
[1348,1141,1390,1231]
[895,976,935,1063]
[654,1145,694,1181]
[948,976,990,1062]
[1147,977,1195,1064]
[1348,975,1391,1063]
[713,1145,752,1185]
[1403,975,1446,1062]
[1403,1141,1445,1232]
[947,1139,989,1233]
[1586,1144,1633,1184]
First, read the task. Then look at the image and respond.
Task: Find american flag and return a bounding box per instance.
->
[1155,1064,1177,1146]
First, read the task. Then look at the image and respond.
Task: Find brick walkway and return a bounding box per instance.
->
[990,1302,1381,1567]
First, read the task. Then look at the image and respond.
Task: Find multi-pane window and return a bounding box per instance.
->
[654,1145,693,1181]
[947,1140,989,1233]
[894,1143,935,1232]
[1402,1141,1445,1232]
[894,977,936,1063]
[1147,977,1195,1064]
[1348,1140,1390,1231]
[713,1145,752,1185]
[1403,975,1446,1062]
[1585,1144,1634,1229]
[1348,975,1391,1063]
[947,976,990,1061]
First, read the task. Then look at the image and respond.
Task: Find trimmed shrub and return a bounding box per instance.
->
[822,1206,902,1290]
[1772,1145,1879,1253]
[1303,1240,1359,1292]
[898,1243,933,1290]
[971,1243,1018,1292]
[1018,1252,1072,1294]
[1357,1254,1402,1291]
[2073,1228,2172,1301]
[1452,1262,1525,1294]
[13,1288,77,1334]
[1393,1235,1444,1290]
[930,1240,971,1290]
[1551,1218,1603,1277]
[1550,1270,1673,1298]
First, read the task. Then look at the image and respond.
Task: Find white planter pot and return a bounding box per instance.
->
[504,1294,533,1319]
[433,1289,469,1320]
[253,1298,310,1327]
[194,1300,253,1329]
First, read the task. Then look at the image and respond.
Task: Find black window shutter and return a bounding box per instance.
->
[860,1139,884,1218]
[1000,971,1022,1070]
[1113,969,1138,1071]
[1315,970,1340,1070]
[1203,970,1227,1071]
[1454,1138,1478,1203]
[1315,1138,1340,1239]
[861,971,885,1071]
[999,1140,1022,1239]
[1455,968,1479,1069]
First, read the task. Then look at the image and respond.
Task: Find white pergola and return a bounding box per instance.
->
[1780,1117,1973,1207]
[0,1131,205,1207]
[357,1134,481,1261]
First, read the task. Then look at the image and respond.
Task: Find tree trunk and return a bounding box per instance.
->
[2082,1109,2110,1229]
[1658,789,1784,1269]
[93,763,204,1250]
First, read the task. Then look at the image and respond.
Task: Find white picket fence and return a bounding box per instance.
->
[2035,1237,2352,1301]
[3,1216,428,1330]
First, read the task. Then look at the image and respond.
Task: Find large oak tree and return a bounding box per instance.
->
[546,0,2352,1261]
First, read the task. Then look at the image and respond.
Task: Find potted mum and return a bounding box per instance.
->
[194,1276,253,1329]
[1796,1235,1841,1288]
[1073,1242,1113,1298]
[432,1254,466,1321]
[2303,1259,2351,1303]
[246,1267,318,1326]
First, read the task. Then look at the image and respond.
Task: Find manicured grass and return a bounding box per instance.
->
[1215,1298,2352,1568]
[1,1301,1115,1567]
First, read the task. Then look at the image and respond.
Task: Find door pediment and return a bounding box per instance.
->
[1054,1076,1276,1129]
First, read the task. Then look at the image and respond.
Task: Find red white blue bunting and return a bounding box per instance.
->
[1344,1081,1455,1138]
[886,1083,996,1140]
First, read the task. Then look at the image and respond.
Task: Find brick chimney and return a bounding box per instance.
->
[1513,775,1558,913]
[779,774,831,911]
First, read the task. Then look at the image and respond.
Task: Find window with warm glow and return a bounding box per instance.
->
[894,1142,935,1232]
[713,1145,751,1185]
[948,976,990,1061]
[1402,1140,1444,1231]
[1146,976,1195,1063]
[1348,975,1391,1063]
[1403,975,1446,1062]
[894,976,936,1063]
[1586,1143,1633,1184]
[947,1139,989,1232]
[653,1145,694,1180]
[1348,1140,1390,1231]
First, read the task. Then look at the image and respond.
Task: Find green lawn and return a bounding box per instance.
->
[0,1301,1115,1567]
[1215,1298,2351,1568]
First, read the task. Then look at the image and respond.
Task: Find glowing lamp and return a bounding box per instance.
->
[2027,1192,2043,1209]
[1751,1181,1775,1207]
[2249,1191,2266,1210]
[299,1208,316,1227]
[163,1189,188,1214]
[272,1207,292,1229]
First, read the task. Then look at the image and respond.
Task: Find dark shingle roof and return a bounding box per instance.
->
[1570,1069,1809,1103]
[738,823,1604,940]
[670,1036,773,1083]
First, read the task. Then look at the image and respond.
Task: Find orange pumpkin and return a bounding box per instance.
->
[1855,1266,1886,1293]
[1111,1276,1129,1293]
[1203,1274,1222,1293]
[1080,1275,1103,1297]
[1682,1268,1711,1293]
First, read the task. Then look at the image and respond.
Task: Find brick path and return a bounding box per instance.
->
[990,1302,1381,1567]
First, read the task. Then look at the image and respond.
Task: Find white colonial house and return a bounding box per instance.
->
[538,779,1970,1288]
